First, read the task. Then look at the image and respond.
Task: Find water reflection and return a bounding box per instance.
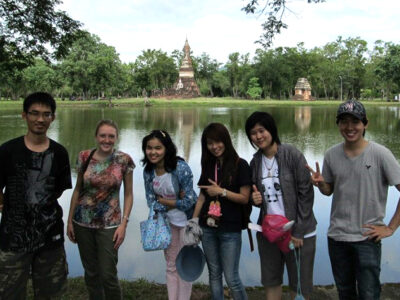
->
[1,105,400,286]
[294,106,312,131]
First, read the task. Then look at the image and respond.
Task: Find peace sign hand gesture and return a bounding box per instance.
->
[306,162,333,195]
[198,179,223,197]
[306,162,325,187]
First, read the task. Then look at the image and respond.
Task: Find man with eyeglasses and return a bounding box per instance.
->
[0,92,72,299]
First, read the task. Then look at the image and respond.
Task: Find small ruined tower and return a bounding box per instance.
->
[293,78,313,101]
[173,39,200,97]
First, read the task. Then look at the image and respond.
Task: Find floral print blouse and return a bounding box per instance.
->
[73,149,135,229]
[143,159,197,216]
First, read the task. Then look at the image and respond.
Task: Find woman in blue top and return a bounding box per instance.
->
[142,130,197,300]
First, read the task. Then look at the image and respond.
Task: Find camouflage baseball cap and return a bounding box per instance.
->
[336,99,367,121]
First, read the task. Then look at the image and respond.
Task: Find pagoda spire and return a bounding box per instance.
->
[151,38,200,98]
[179,38,194,77]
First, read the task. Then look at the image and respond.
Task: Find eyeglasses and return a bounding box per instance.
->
[27,111,53,120]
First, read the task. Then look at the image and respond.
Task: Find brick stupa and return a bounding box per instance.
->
[152,39,200,98]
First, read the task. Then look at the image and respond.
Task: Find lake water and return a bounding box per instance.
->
[1,104,400,286]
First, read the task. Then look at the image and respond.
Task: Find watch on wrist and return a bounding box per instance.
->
[222,188,227,197]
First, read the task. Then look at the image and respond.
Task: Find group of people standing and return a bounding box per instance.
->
[0,92,399,300]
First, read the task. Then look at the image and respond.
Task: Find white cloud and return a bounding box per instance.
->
[59,0,400,63]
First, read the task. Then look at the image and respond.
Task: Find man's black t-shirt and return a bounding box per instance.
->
[198,158,251,232]
[0,136,72,253]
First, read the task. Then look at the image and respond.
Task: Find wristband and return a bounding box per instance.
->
[122,215,129,222]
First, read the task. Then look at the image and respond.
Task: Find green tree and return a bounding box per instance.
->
[171,49,184,69]
[0,68,24,99]
[338,37,368,99]
[307,45,340,99]
[226,53,254,98]
[0,0,81,70]
[133,49,178,92]
[211,70,230,97]
[247,77,262,99]
[59,32,123,99]
[118,63,138,98]
[365,40,387,99]
[254,47,299,99]
[59,32,99,98]
[89,43,124,97]
[22,59,57,94]
[307,37,367,100]
[375,43,400,100]
[237,53,255,97]
[253,48,275,98]
[193,53,221,96]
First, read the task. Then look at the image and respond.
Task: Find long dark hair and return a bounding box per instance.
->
[245,111,281,148]
[141,130,181,172]
[200,123,239,186]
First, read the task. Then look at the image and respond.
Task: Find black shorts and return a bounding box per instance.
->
[256,232,316,295]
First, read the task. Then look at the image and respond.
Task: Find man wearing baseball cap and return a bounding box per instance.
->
[307,99,400,300]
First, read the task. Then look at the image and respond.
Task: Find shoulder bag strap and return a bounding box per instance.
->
[80,148,96,190]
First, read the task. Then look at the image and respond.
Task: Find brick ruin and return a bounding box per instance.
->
[293,78,313,101]
[152,39,200,98]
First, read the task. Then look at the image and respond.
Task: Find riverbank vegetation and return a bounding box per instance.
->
[2,2,400,103]
[0,98,399,111]
[2,32,400,103]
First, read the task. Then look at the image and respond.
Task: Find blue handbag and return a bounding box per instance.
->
[140,203,171,251]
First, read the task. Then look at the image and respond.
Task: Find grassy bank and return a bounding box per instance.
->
[25,277,400,300]
[1,97,400,111]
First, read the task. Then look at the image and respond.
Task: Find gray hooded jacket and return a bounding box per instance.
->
[250,144,317,238]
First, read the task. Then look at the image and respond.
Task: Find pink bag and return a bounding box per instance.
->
[262,214,293,253]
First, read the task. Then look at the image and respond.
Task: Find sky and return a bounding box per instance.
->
[59,0,400,64]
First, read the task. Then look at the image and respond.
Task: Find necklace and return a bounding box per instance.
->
[262,155,276,178]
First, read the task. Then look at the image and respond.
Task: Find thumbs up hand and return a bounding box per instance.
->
[252,184,262,205]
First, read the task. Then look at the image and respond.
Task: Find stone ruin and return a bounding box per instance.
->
[152,39,200,98]
[293,78,313,101]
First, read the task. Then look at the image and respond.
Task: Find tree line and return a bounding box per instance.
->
[2,32,400,101]
[2,1,399,101]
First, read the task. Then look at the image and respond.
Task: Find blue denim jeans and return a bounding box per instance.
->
[201,227,247,300]
[328,237,381,300]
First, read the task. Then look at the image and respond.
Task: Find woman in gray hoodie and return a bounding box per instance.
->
[245,111,317,300]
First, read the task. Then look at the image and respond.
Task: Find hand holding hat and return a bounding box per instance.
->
[176,245,206,282]
[183,217,203,246]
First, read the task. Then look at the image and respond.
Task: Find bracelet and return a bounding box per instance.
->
[122,215,129,222]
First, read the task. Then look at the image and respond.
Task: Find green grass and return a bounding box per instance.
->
[25,277,239,300]
[23,277,400,300]
[1,97,399,111]
[25,276,267,299]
